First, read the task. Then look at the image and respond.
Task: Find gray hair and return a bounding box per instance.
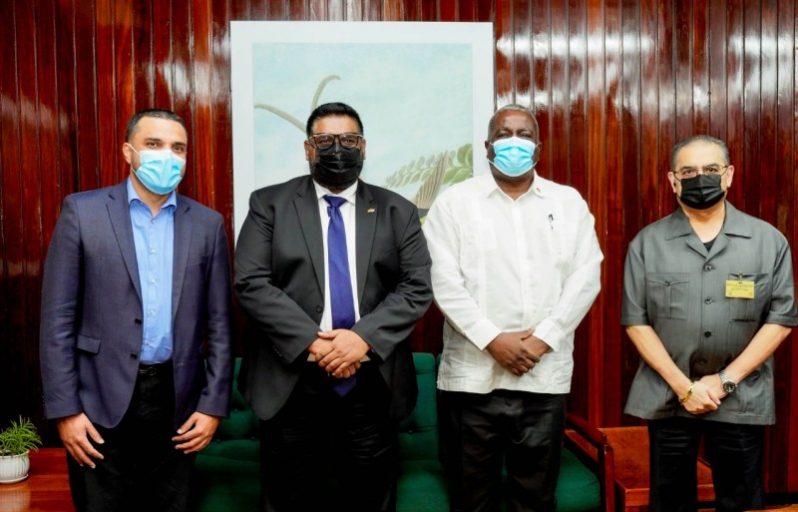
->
[487,104,539,136]
[670,135,730,171]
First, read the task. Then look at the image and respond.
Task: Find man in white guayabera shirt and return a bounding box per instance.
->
[423,104,603,512]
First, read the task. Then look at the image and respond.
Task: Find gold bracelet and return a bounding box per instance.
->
[679,382,695,404]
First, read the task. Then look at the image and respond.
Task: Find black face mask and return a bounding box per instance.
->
[679,173,725,210]
[310,144,363,189]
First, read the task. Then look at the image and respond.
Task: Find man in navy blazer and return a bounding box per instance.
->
[235,102,432,511]
[39,109,233,512]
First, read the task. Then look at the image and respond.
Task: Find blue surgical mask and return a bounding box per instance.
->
[489,136,538,177]
[130,146,185,195]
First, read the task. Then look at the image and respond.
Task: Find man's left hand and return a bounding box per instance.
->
[698,374,728,401]
[172,412,221,454]
[522,334,551,363]
[316,329,370,377]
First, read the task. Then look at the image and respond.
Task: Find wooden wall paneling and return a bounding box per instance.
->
[565,0,589,419]
[529,0,548,176]
[53,0,78,204]
[691,0,709,135]
[758,2,778,224]
[602,0,624,427]
[707,0,727,142]
[790,0,798,484]
[211,0,234,229]
[152,2,172,108]
[584,0,607,425]
[438,0,457,21]
[170,0,194,198]
[724,0,744,208]
[772,0,796,492]
[548,0,569,186]
[73,0,100,191]
[1,0,26,421]
[654,1,675,220]
[615,0,640,427]
[192,0,214,207]
[741,0,762,216]
[95,0,119,186]
[494,0,513,106]
[673,0,693,141]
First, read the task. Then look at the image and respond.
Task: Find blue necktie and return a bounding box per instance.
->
[324,195,357,396]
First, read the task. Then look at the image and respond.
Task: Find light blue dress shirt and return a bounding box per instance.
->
[127,178,176,364]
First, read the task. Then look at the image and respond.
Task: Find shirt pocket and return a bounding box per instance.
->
[727,272,771,322]
[646,273,690,321]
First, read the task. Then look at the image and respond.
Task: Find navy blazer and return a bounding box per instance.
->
[235,176,432,421]
[40,181,233,429]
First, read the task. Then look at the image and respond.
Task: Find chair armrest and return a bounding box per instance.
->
[564,413,616,512]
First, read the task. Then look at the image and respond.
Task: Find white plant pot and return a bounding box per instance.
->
[0,452,30,484]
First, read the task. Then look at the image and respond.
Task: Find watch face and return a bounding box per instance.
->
[723,381,737,394]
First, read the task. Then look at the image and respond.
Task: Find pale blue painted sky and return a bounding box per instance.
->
[252,42,473,197]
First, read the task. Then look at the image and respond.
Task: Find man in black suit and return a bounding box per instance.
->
[235,102,433,512]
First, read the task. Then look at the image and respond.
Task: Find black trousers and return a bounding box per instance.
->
[440,390,566,512]
[648,417,764,512]
[259,363,398,512]
[67,362,194,512]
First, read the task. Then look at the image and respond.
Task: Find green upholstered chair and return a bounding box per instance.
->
[195,355,613,512]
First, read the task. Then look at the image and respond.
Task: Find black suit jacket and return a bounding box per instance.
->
[235,176,432,421]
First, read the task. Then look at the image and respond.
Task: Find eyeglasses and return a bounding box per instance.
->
[672,164,729,180]
[308,133,363,150]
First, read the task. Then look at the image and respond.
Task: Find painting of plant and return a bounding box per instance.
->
[230,22,494,236]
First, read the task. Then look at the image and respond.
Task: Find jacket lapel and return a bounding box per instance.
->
[294,177,325,296]
[172,197,192,321]
[106,182,142,303]
[355,182,377,302]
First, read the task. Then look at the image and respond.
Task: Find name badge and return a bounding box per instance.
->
[725,280,755,299]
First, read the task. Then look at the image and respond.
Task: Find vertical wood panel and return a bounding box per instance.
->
[3,0,798,494]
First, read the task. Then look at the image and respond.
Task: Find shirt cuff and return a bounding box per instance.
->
[533,319,566,352]
[468,320,502,351]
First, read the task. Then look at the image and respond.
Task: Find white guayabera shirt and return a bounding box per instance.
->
[423,172,603,394]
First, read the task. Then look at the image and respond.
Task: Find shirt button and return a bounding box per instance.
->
[704,264,713,271]
[704,331,712,338]
[704,298,712,305]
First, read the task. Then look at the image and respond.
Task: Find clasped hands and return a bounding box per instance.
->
[308,329,370,379]
[679,374,727,415]
[486,329,551,376]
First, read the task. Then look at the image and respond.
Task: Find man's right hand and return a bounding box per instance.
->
[680,380,721,415]
[56,413,104,468]
[486,330,540,376]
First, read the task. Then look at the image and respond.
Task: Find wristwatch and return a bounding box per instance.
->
[719,369,737,394]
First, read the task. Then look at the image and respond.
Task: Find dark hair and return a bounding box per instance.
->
[125,109,187,142]
[670,135,730,171]
[487,104,539,138]
[305,102,364,137]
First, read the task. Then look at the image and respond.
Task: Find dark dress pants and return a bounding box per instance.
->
[441,390,566,512]
[259,363,398,512]
[648,417,764,512]
[67,362,194,512]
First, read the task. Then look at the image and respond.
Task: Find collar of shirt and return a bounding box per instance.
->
[126,177,177,211]
[480,170,548,200]
[664,201,753,240]
[312,179,358,205]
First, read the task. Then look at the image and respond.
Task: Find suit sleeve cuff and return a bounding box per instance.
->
[533,319,565,352]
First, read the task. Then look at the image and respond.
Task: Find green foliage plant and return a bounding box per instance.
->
[0,416,42,456]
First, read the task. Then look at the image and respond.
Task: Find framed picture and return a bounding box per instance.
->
[231,21,495,237]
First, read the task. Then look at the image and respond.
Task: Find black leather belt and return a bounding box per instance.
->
[138,361,172,376]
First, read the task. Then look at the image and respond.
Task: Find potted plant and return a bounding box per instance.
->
[0,416,43,483]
